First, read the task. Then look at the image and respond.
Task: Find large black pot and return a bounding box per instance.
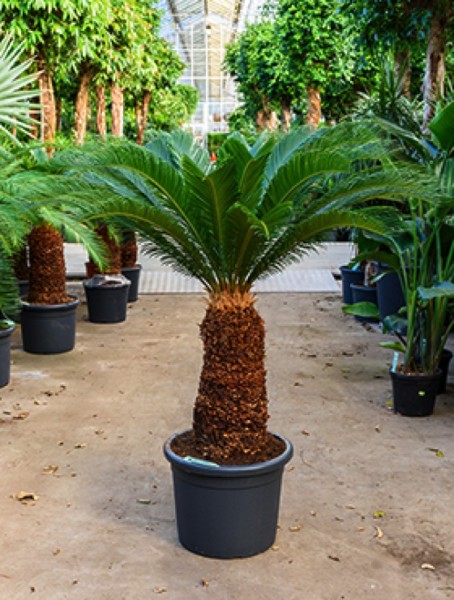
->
[438,349,453,394]
[164,432,293,558]
[350,283,379,323]
[121,265,142,303]
[339,266,365,304]
[84,276,130,324]
[376,270,405,321]
[0,324,15,387]
[390,368,441,417]
[20,296,79,354]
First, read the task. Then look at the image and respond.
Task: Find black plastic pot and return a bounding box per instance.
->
[350,283,379,323]
[20,296,79,354]
[438,349,453,394]
[0,324,15,387]
[339,266,365,304]
[376,270,405,321]
[121,265,142,303]
[390,368,441,417]
[84,276,130,324]
[164,432,293,558]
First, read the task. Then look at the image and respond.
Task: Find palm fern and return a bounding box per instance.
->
[51,124,435,463]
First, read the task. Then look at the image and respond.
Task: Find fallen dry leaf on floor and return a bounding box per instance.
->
[153,587,167,594]
[137,499,151,504]
[375,424,381,433]
[374,526,384,539]
[74,443,87,449]
[345,504,356,510]
[328,555,340,562]
[421,563,435,571]
[42,465,59,474]
[94,429,104,435]
[289,525,302,532]
[373,511,385,519]
[428,448,444,458]
[13,491,39,503]
[53,548,61,556]
[13,412,29,420]
[201,579,209,588]
[357,526,366,532]
[271,545,280,551]
[301,430,310,436]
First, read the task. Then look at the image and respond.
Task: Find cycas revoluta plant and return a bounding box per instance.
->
[51,124,434,464]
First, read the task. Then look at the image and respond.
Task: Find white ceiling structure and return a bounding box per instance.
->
[158,0,264,139]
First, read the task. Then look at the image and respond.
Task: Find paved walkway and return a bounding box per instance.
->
[65,242,355,294]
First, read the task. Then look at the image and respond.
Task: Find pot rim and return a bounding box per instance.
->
[20,294,80,311]
[389,367,442,380]
[164,431,293,478]
[0,323,15,338]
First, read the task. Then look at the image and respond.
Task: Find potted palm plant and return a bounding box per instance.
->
[52,124,431,557]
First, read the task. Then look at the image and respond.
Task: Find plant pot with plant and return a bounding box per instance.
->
[55,123,431,557]
[84,225,130,323]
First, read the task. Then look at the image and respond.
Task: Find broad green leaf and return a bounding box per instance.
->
[418,282,454,301]
[342,301,379,318]
[380,341,406,352]
[429,102,454,154]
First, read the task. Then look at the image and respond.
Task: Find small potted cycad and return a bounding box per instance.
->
[54,124,431,557]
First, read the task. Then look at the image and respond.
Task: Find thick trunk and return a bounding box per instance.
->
[74,65,93,145]
[27,225,69,305]
[192,291,271,464]
[120,231,138,268]
[422,3,452,130]
[136,91,151,145]
[110,82,124,137]
[13,246,29,282]
[256,108,278,131]
[280,97,292,132]
[306,85,321,129]
[55,96,62,132]
[95,85,107,139]
[394,48,412,98]
[37,57,56,154]
[91,225,122,275]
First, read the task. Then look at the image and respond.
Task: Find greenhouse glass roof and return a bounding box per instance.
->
[158,0,264,138]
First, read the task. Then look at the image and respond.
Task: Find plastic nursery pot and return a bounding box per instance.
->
[339,266,365,304]
[83,275,131,324]
[0,324,15,387]
[390,368,442,417]
[20,295,79,355]
[376,270,405,321]
[350,284,379,323]
[438,349,453,394]
[164,432,294,559]
[121,265,142,303]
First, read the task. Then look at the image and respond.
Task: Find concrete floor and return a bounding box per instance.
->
[1,291,453,599]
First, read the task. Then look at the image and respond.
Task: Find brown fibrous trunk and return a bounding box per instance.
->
[96,86,107,139]
[74,65,93,145]
[280,97,292,132]
[306,85,321,129]
[13,246,29,282]
[27,224,70,305]
[120,231,138,268]
[92,225,122,275]
[395,48,412,98]
[181,290,284,465]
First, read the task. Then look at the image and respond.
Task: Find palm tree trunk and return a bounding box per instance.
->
[120,230,138,268]
[74,64,93,145]
[192,291,271,464]
[136,91,151,145]
[394,48,412,98]
[422,1,452,131]
[111,82,124,137]
[90,225,122,275]
[13,246,29,282]
[306,85,321,129]
[27,224,69,305]
[55,96,62,132]
[280,97,292,132]
[96,85,107,139]
[37,56,56,154]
